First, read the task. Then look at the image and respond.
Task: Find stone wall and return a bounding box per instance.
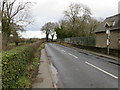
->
[96,32,107,48]
[96,30,120,49]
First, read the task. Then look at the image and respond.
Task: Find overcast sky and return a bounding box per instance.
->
[20,0,120,38]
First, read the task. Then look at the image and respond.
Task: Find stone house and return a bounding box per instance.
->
[95,14,120,49]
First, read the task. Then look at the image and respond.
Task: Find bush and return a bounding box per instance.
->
[17,76,30,88]
[2,41,43,88]
[2,46,33,88]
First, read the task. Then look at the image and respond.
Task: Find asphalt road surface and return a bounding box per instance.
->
[45,43,118,88]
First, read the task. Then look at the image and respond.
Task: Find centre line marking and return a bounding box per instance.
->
[61,50,66,52]
[68,53,78,59]
[85,61,118,79]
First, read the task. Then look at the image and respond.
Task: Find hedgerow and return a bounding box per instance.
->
[2,46,33,88]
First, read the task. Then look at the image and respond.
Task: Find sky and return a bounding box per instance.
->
[19,0,120,38]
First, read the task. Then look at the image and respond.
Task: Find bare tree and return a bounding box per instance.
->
[41,22,51,42]
[64,3,92,37]
[49,23,57,41]
[87,17,100,36]
[55,3,99,39]
[1,0,33,50]
[10,23,24,45]
[64,3,81,36]
[41,22,56,42]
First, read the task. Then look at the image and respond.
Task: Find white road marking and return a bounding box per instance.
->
[68,53,78,59]
[61,50,66,52]
[85,61,118,79]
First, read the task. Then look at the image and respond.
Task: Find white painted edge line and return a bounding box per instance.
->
[85,61,118,79]
[68,53,78,59]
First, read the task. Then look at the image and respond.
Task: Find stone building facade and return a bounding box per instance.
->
[95,14,120,49]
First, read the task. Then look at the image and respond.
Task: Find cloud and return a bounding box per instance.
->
[18,0,119,38]
[29,0,119,24]
[20,31,57,39]
[30,0,119,18]
[20,31,45,38]
[118,1,120,14]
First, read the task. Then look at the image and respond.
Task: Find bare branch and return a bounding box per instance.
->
[9,0,16,16]
[10,2,30,19]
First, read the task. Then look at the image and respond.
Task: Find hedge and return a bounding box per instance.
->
[2,46,33,88]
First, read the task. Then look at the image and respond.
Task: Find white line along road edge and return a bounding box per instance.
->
[68,53,78,59]
[85,61,118,79]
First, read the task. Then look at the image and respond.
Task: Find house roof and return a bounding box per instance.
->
[95,14,120,33]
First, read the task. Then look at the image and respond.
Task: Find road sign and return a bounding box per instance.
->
[106,30,110,35]
[107,39,109,46]
[106,29,110,55]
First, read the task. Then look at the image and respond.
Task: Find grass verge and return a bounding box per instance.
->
[23,43,45,88]
[56,42,119,58]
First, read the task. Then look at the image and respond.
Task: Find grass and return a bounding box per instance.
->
[8,42,29,46]
[5,42,30,51]
[38,43,45,50]
[21,43,45,88]
[56,42,73,48]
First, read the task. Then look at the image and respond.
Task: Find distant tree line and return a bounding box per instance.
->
[41,3,100,41]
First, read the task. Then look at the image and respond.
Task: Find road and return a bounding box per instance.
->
[45,43,118,88]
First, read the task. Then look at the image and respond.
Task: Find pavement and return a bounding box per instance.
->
[32,49,56,88]
[45,43,118,88]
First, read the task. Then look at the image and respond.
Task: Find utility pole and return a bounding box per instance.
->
[106,29,110,55]
[104,22,111,55]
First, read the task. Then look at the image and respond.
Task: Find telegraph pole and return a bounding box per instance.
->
[106,29,110,55]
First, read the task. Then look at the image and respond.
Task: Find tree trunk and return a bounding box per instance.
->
[46,33,49,42]
[51,34,54,42]
[15,42,19,46]
[2,34,8,50]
